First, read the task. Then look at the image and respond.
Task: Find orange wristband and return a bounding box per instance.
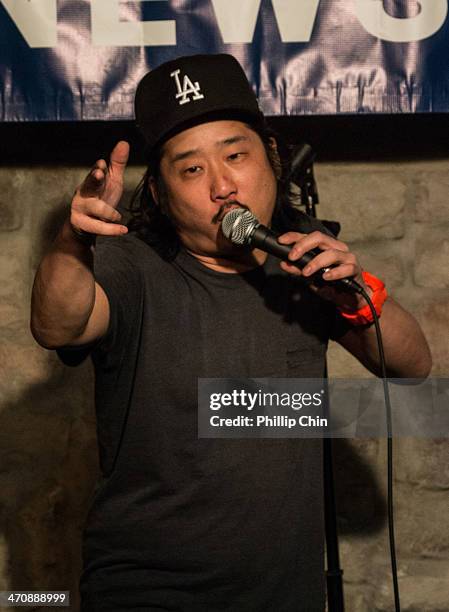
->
[338,271,387,326]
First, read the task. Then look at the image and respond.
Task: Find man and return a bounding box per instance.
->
[31,54,431,611]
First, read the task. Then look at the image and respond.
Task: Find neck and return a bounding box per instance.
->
[185,248,268,273]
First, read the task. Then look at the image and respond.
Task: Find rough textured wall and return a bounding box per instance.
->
[319,161,449,612]
[0,160,447,612]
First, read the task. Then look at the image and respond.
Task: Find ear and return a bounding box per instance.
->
[149,175,171,216]
[268,137,282,180]
[149,176,159,205]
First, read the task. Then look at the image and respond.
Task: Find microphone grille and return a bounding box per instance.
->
[221,208,258,245]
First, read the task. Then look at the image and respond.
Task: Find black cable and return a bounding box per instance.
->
[356,285,401,612]
[288,143,400,611]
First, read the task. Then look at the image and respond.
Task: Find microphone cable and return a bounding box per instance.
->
[354,284,401,612]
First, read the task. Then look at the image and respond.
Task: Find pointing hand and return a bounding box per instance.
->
[70,141,130,238]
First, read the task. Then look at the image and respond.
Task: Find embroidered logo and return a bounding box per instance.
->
[170,69,205,105]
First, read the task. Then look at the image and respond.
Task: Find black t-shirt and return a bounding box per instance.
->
[58,223,348,612]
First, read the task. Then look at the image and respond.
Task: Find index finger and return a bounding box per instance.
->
[277,231,307,244]
[279,230,345,251]
[108,141,130,181]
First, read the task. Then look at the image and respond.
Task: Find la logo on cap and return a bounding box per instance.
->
[170,69,205,106]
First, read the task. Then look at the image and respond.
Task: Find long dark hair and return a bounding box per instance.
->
[126,121,304,260]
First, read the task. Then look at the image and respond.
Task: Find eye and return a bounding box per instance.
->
[228,152,246,161]
[183,165,202,175]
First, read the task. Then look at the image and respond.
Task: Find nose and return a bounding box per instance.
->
[209,162,237,202]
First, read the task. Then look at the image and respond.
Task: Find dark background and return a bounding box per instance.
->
[1,114,448,165]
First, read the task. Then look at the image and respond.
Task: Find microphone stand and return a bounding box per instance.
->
[323,366,345,612]
[290,145,345,612]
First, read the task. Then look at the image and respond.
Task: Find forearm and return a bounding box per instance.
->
[30,220,96,348]
[339,297,432,378]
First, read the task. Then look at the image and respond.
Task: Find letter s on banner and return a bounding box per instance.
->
[91,0,176,46]
[354,0,447,42]
[1,0,57,48]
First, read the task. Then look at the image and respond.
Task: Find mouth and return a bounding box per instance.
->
[212,201,250,225]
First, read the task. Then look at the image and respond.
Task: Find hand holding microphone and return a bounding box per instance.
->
[221,208,370,309]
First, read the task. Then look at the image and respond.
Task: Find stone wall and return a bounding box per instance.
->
[319,161,449,612]
[0,159,447,611]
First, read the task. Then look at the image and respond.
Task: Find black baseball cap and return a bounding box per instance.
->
[135,54,264,155]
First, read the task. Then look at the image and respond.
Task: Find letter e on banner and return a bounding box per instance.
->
[91,0,176,46]
[354,0,447,42]
[1,0,57,48]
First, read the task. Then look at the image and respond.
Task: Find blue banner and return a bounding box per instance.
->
[1,0,449,121]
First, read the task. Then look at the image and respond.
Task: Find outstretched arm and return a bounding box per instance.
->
[30,141,130,349]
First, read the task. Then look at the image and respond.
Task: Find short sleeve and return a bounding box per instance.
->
[56,235,145,366]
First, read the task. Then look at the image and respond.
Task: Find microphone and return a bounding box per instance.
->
[221,208,362,294]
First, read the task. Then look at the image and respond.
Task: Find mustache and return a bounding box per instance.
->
[212,201,250,225]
